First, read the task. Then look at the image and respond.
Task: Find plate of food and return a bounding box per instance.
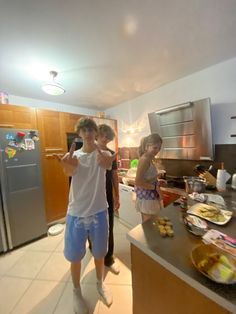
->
[191,243,236,284]
[187,203,232,225]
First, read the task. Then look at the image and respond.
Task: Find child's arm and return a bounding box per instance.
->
[96,148,117,169]
[54,143,79,176]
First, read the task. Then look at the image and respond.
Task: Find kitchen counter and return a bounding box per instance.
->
[127,188,236,314]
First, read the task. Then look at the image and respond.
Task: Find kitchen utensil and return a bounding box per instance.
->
[194,164,216,188]
[183,176,206,194]
[191,243,236,284]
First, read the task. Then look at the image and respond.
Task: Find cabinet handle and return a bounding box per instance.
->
[45,153,64,158]
[45,148,63,152]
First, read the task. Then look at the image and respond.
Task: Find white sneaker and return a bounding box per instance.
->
[108,261,120,275]
[73,288,89,314]
[96,282,113,307]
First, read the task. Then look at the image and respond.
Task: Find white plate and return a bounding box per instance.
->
[187,203,232,225]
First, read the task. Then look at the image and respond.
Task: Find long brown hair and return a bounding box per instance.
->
[138,133,162,156]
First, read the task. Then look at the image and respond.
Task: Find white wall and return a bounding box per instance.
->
[9,94,96,116]
[106,57,236,147]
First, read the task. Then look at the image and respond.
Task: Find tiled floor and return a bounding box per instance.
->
[0,218,133,314]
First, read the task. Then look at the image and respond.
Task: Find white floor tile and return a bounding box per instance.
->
[0,218,133,314]
[11,280,66,314]
[54,282,100,314]
[54,238,64,252]
[0,249,25,276]
[97,285,132,314]
[0,276,32,313]
[24,233,64,252]
[6,251,51,279]
[36,252,70,282]
[104,259,132,285]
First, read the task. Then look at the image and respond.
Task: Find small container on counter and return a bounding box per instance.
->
[180,196,188,212]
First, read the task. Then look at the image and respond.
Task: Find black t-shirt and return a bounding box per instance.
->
[106,148,117,208]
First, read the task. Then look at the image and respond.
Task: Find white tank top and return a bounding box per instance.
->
[67,149,108,217]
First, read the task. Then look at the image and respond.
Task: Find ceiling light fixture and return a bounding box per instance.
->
[42,71,65,96]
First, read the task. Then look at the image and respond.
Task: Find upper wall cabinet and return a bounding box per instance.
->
[36,109,67,152]
[63,112,83,133]
[0,104,37,129]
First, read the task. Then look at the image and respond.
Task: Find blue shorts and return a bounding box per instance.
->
[64,210,108,262]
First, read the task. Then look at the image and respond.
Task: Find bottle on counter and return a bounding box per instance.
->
[216,163,231,192]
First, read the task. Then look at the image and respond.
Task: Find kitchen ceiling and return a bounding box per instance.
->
[1,0,236,110]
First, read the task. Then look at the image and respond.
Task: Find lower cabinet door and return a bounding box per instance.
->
[43,153,69,223]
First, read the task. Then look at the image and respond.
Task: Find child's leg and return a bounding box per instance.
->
[89,211,113,307]
[71,261,82,288]
[64,215,88,314]
[94,257,104,281]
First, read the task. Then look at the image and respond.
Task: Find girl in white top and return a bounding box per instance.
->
[135,133,163,222]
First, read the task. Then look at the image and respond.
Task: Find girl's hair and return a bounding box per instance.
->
[138,133,162,156]
[75,117,98,133]
[98,124,115,141]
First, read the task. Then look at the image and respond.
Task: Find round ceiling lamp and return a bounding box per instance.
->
[42,71,65,96]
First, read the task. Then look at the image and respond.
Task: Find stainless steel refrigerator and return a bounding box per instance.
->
[0,128,47,252]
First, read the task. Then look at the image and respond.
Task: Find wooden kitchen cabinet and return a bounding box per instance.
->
[36,109,69,223]
[0,104,37,129]
[63,112,84,133]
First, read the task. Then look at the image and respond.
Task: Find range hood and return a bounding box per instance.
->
[148,98,213,160]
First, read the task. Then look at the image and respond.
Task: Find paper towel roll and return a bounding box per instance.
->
[216,169,226,191]
[216,169,231,191]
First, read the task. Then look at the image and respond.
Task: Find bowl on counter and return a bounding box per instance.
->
[183,176,206,194]
[191,243,236,284]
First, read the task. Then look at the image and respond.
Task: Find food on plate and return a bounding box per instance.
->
[187,203,232,225]
[197,253,235,283]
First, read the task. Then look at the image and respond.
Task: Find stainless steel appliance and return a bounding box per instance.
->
[148,98,213,160]
[0,128,47,252]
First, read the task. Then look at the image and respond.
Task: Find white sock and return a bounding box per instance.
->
[96,280,113,307]
[73,286,88,314]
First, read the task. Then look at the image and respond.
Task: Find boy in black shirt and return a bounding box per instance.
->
[97,124,120,274]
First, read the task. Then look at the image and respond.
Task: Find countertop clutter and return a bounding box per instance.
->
[127,187,236,314]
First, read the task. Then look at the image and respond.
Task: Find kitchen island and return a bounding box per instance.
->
[127,188,236,314]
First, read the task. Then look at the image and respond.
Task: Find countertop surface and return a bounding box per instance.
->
[127,188,236,313]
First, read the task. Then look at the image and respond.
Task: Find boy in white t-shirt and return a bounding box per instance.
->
[58,117,115,314]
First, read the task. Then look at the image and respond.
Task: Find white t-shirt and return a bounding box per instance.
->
[67,149,109,217]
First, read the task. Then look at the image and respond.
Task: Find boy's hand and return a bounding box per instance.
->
[54,143,79,175]
[96,147,117,169]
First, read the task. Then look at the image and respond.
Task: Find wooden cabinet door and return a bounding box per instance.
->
[36,109,69,223]
[36,109,67,153]
[63,112,83,133]
[42,153,69,222]
[0,104,37,129]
